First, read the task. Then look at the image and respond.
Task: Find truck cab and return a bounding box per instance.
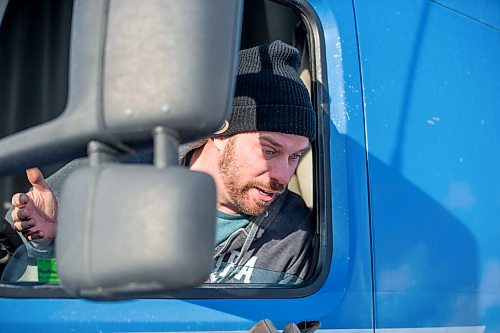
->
[0,0,499,332]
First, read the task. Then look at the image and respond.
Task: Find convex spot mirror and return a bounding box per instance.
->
[56,165,216,299]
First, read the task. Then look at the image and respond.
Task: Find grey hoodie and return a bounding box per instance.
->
[210,188,313,284]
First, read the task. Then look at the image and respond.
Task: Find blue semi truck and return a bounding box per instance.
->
[0,0,499,332]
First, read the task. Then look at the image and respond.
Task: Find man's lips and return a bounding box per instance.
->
[254,187,279,202]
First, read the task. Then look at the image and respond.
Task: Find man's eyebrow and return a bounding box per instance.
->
[298,147,310,155]
[260,136,310,154]
[260,136,283,148]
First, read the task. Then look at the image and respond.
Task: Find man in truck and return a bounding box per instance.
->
[6,40,316,284]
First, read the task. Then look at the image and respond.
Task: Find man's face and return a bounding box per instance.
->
[218,131,310,216]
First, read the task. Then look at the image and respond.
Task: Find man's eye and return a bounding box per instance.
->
[263,149,275,156]
[290,154,302,161]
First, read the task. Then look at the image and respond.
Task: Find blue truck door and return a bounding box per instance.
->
[354,0,500,331]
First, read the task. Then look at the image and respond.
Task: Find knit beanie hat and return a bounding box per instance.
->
[213,40,316,141]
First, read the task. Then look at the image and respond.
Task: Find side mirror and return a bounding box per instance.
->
[44,0,241,298]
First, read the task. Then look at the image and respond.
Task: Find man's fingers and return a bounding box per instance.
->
[13,220,35,232]
[27,230,44,241]
[11,193,29,207]
[26,168,50,191]
[11,208,30,222]
[11,208,19,222]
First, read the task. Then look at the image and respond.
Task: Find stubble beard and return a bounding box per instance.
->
[218,138,285,216]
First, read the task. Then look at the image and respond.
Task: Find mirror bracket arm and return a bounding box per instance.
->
[153,126,179,169]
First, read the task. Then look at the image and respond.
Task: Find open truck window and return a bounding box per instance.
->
[0,0,330,298]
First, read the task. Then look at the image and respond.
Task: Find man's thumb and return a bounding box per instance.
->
[26,168,49,191]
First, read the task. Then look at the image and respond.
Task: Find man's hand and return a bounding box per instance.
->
[11,168,58,241]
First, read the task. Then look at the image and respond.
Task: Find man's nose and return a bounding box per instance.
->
[269,159,293,186]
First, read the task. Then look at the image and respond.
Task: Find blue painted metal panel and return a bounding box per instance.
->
[354,0,500,331]
[0,1,374,332]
